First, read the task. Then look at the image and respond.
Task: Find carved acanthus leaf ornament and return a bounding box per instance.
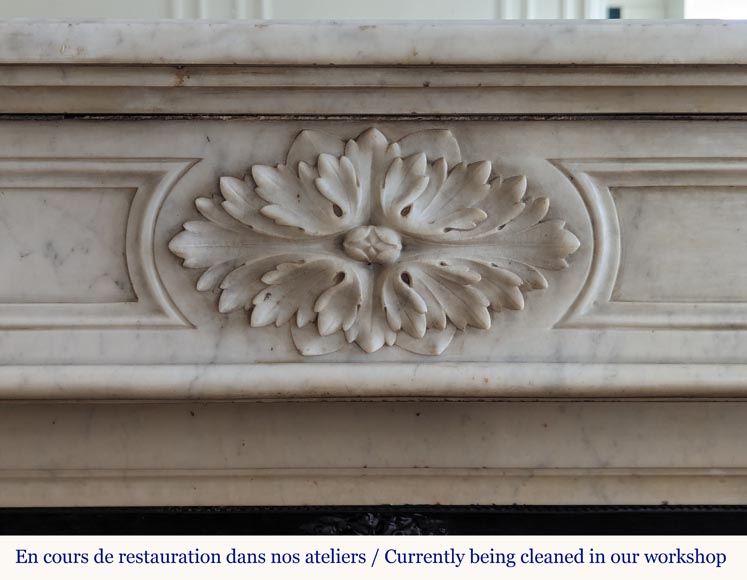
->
[169,129,579,355]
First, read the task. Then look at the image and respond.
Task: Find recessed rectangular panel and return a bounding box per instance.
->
[556,158,747,332]
[0,187,135,303]
[0,157,195,330]
[612,186,747,303]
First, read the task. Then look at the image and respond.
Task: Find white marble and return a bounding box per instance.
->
[1,401,747,506]
[0,21,746,505]
[0,20,746,65]
[0,119,745,396]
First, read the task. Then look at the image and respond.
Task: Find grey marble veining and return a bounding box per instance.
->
[0,21,746,506]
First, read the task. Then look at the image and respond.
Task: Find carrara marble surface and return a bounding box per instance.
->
[1,20,747,65]
[0,21,746,505]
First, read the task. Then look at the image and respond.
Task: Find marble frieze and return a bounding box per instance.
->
[0,21,746,401]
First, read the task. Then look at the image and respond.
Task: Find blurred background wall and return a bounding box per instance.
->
[3,0,745,20]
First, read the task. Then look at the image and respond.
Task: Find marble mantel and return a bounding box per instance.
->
[1,20,747,506]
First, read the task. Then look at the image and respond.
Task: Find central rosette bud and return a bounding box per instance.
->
[343,225,402,265]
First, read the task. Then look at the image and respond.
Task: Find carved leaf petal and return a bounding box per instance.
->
[251,258,356,330]
[344,128,401,221]
[500,197,550,233]
[169,221,260,269]
[381,268,428,338]
[314,154,365,224]
[495,219,581,270]
[195,194,249,234]
[484,175,528,229]
[427,207,489,232]
[253,163,356,236]
[286,129,345,170]
[459,260,525,312]
[399,261,492,332]
[218,255,301,314]
[420,161,492,220]
[396,324,457,356]
[493,259,549,290]
[220,176,262,224]
[396,129,462,168]
[380,153,429,215]
[406,268,448,331]
[421,192,578,272]
[291,324,347,356]
[400,159,449,219]
[389,160,492,237]
[220,176,309,240]
[445,175,528,240]
[314,270,363,336]
[344,267,397,353]
[196,260,240,292]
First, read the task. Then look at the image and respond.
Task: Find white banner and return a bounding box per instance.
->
[0,536,735,579]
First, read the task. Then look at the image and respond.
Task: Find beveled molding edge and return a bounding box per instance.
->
[6,22,747,115]
[3,21,747,66]
[1,468,745,507]
[7,65,747,115]
[3,363,747,401]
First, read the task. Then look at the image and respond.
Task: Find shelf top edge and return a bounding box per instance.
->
[1,19,746,66]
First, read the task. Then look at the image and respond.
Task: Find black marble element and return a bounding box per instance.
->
[1,506,747,535]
